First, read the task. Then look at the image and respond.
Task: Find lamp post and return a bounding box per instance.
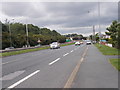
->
[26,23,30,47]
[8,19,14,47]
[118,1,120,22]
[98,2,101,44]
[88,11,96,43]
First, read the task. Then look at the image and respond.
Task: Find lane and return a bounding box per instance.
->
[2,44,86,88]
[8,44,87,88]
[2,45,76,76]
[2,46,70,64]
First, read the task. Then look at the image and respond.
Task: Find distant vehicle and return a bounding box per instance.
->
[75,41,81,46]
[5,47,14,50]
[50,42,60,49]
[35,44,41,47]
[80,41,83,44]
[92,41,96,44]
[86,40,91,45]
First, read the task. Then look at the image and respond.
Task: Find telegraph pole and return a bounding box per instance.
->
[118,1,120,22]
[8,21,12,47]
[93,25,95,43]
[26,23,29,47]
[98,2,101,45]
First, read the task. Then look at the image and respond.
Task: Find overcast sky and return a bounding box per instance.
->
[0,1,118,36]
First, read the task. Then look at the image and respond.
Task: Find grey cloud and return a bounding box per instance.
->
[1,2,118,35]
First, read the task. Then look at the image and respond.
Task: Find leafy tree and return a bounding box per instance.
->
[1,22,67,49]
[106,20,120,49]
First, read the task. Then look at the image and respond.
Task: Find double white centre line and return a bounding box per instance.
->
[49,58,61,65]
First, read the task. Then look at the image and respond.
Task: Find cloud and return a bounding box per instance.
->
[1,2,118,36]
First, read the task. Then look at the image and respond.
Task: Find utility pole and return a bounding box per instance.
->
[8,21,12,47]
[98,2,101,45]
[26,23,29,47]
[92,25,95,43]
[8,19,14,47]
[118,1,120,22]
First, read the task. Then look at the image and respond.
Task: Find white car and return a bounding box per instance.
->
[50,42,60,49]
[75,41,81,46]
[5,47,14,50]
[86,40,91,45]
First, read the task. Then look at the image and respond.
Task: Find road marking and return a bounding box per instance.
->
[81,57,84,62]
[0,70,25,81]
[49,58,60,65]
[63,53,69,57]
[64,46,88,88]
[2,60,18,65]
[8,70,40,88]
[70,50,74,53]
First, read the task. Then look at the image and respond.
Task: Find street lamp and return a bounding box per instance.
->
[26,23,30,47]
[118,1,120,22]
[98,2,101,43]
[88,11,96,43]
[8,19,14,48]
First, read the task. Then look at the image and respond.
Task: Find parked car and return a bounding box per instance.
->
[50,42,60,49]
[80,41,83,44]
[75,41,81,46]
[35,44,41,47]
[5,47,14,50]
[86,40,91,45]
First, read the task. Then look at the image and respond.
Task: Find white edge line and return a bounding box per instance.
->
[49,58,60,65]
[8,70,40,88]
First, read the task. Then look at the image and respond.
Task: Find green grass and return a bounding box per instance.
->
[60,43,74,47]
[1,43,74,57]
[95,43,120,55]
[110,58,120,71]
[1,46,50,57]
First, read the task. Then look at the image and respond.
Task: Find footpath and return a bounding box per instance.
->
[72,44,118,88]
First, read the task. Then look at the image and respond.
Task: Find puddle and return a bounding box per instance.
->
[0,70,25,80]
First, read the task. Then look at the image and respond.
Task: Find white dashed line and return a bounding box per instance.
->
[70,50,74,53]
[8,70,40,88]
[49,58,60,65]
[63,53,69,57]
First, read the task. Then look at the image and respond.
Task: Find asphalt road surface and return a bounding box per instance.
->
[1,44,118,89]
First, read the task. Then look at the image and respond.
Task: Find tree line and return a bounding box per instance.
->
[1,22,66,49]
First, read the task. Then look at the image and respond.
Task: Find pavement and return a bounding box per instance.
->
[1,44,118,89]
[71,45,118,88]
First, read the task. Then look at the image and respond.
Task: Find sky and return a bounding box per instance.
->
[0,1,118,36]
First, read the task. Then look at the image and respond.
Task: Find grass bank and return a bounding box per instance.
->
[1,46,50,57]
[109,58,120,71]
[1,43,74,57]
[95,43,120,55]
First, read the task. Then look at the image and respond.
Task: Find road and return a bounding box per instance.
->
[1,44,118,89]
[2,44,86,88]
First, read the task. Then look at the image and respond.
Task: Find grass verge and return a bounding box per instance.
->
[1,43,75,57]
[60,43,74,47]
[95,43,120,55]
[109,58,120,71]
[1,46,50,57]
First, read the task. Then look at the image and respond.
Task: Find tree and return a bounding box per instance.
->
[106,20,120,49]
[2,22,67,49]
